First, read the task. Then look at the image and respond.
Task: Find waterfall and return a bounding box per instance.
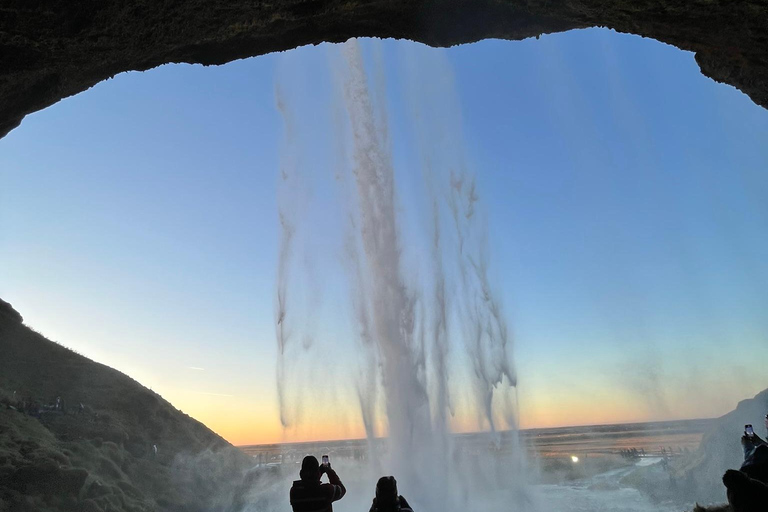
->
[274,38,529,511]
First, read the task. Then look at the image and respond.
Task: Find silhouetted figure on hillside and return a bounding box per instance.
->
[290,455,346,512]
[369,476,414,512]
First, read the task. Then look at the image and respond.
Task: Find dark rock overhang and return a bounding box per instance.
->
[0,297,22,324]
[1,0,767,140]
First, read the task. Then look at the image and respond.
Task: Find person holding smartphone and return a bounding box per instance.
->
[740,415,768,484]
[290,455,346,512]
[742,422,766,456]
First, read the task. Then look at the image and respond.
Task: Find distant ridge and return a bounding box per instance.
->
[0,298,257,512]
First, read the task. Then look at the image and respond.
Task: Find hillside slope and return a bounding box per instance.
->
[0,298,258,512]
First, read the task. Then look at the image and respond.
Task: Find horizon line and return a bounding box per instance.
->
[236,416,716,448]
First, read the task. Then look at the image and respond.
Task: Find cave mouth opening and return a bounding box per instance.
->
[1,30,768,511]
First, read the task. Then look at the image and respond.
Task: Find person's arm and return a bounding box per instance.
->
[743,433,766,447]
[325,468,346,501]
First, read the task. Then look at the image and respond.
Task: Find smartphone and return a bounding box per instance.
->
[321,455,330,467]
[746,424,754,436]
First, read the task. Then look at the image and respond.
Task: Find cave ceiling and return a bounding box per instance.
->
[1,0,767,140]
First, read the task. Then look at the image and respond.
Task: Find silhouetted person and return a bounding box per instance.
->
[290,455,346,512]
[369,476,413,512]
[740,415,768,484]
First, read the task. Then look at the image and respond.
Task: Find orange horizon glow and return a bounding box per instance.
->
[191,399,717,447]
[131,352,759,448]
[221,414,718,448]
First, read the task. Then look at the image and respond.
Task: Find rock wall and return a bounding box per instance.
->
[1,0,767,140]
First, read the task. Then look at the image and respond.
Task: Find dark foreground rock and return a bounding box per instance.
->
[0,297,259,512]
[0,298,22,324]
[1,0,768,141]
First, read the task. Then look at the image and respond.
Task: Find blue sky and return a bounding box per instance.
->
[1,29,767,444]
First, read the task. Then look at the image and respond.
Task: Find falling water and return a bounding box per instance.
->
[275,39,528,511]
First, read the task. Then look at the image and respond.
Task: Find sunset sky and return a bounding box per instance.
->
[1,29,767,446]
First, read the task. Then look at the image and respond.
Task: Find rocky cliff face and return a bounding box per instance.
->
[1,0,767,140]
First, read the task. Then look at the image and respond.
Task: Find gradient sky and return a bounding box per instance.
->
[1,29,767,446]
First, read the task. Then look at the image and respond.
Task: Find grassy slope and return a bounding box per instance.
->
[0,299,257,512]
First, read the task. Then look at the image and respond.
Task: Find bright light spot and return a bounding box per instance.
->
[571,456,579,463]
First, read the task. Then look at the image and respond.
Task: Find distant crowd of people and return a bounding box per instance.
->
[4,391,83,417]
[4,390,161,460]
[618,446,690,460]
[289,455,413,512]
[619,448,645,459]
[261,448,367,467]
